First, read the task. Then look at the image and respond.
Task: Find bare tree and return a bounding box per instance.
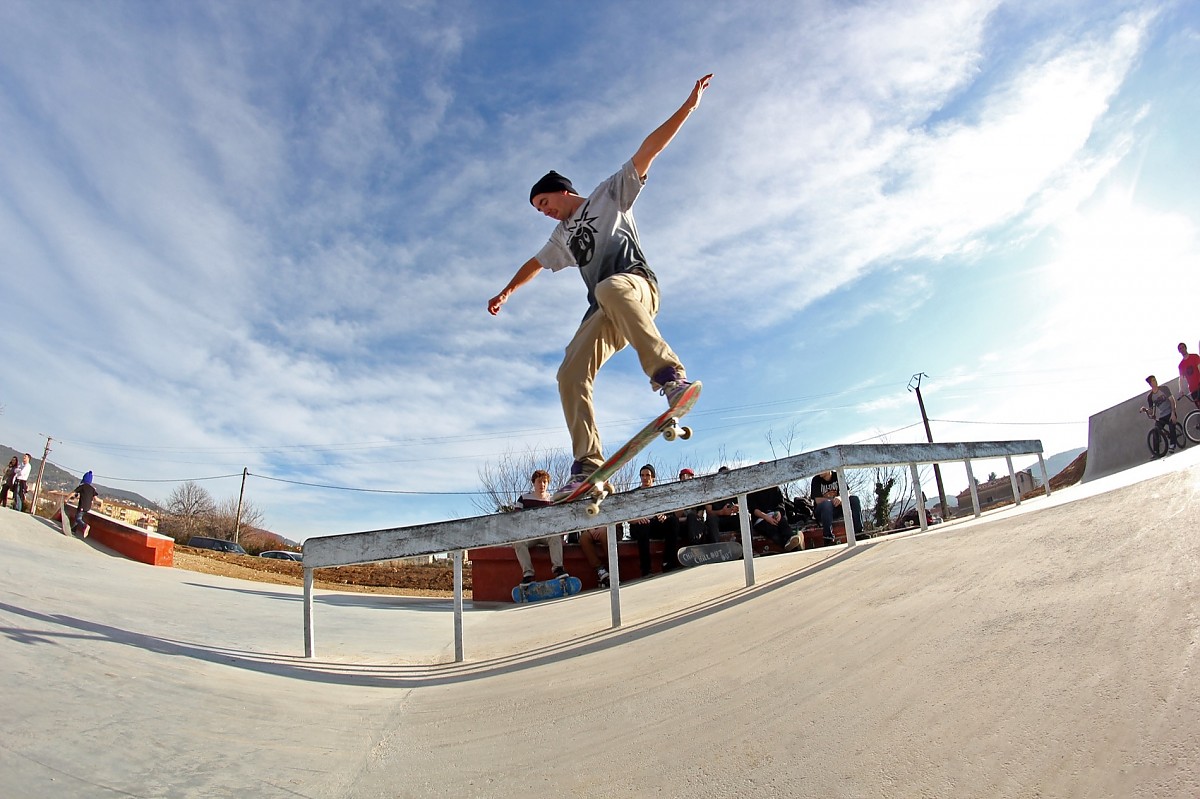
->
[212,495,265,539]
[473,446,576,514]
[763,421,808,499]
[159,481,218,541]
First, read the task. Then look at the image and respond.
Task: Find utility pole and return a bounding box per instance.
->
[908,373,950,521]
[29,435,52,516]
[233,467,248,544]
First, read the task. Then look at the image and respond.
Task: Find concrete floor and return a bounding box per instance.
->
[2,446,1198,797]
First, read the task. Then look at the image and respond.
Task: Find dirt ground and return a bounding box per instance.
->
[173,547,470,598]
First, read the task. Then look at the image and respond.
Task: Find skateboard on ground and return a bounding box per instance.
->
[553,381,702,516]
[512,575,583,604]
[677,541,743,568]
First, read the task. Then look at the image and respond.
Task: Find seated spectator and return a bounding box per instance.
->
[708,465,741,540]
[673,468,718,546]
[746,483,789,549]
[809,469,863,546]
[629,464,680,576]
[511,469,569,585]
[577,526,611,587]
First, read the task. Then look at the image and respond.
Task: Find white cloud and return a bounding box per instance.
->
[0,0,1190,539]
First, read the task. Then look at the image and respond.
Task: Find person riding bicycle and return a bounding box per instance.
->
[1140,374,1179,456]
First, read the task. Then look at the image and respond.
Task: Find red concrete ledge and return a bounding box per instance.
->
[468,541,665,603]
[62,502,175,567]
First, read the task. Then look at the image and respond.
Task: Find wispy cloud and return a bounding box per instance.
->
[0,1,1194,538]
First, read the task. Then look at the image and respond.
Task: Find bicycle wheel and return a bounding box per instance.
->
[1171,421,1188,450]
[1185,410,1200,445]
[1147,427,1168,459]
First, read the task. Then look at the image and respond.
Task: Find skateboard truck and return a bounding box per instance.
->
[660,418,692,442]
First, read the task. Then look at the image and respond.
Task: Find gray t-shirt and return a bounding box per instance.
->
[535,159,658,320]
[1148,386,1174,420]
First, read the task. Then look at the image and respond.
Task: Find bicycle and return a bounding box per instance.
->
[1179,391,1200,445]
[1142,407,1187,458]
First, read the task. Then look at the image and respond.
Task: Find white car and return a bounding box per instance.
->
[259,550,302,561]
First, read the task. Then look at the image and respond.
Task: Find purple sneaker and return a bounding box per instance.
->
[553,461,593,498]
[652,366,693,408]
[660,378,694,408]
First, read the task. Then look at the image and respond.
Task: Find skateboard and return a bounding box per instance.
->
[677,541,743,568]
[512,575,583,603]
[58,499,90,538]
[553,381,702,516]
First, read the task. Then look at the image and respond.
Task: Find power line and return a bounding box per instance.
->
[929,418,1084,426]
[250,473,487,495]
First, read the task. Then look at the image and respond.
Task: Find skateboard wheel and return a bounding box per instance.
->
[586,502,601,517]
[662,426,678,442]
[679,426,692,440]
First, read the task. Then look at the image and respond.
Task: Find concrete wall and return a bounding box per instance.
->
[1082,376,1182,483]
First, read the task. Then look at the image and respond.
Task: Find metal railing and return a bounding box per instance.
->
[302,440,1047,659]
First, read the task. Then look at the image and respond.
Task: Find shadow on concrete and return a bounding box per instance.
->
[0,543,871,689]
[181,581,457,611]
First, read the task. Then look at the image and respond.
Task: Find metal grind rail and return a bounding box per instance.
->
[302,440,1048,660]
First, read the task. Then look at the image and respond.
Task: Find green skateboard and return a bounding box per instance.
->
[553,381,702,517]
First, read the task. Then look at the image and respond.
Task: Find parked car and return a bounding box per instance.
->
[259,550,302,561]
[186,536,247,555]
[893,508,935,529]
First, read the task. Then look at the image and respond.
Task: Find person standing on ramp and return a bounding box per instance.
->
[488,74,713,495]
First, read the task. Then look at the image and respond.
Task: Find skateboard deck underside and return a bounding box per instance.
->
[512,575,583,603]
[677,541,743,568]
[554,381,702,509]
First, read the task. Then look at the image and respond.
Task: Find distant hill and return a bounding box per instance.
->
[1,444,162,511]
[1033,447,1087,485]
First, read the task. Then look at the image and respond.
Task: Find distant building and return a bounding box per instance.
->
[954,468,1037,514]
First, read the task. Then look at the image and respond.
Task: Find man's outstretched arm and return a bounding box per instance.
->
[631,74,713,179]
[488,256,544,315]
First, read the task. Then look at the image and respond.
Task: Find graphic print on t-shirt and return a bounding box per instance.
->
[566,202,598,266]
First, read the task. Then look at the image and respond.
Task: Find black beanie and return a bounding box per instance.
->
[529,170,576,205]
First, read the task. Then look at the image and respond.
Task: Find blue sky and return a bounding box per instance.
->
[2,0,1197,541]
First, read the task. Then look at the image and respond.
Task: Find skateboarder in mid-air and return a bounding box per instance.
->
[488,74,713,495]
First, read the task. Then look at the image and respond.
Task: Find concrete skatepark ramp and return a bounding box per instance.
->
[1,450,1198,797]
[1083,375,1187,482]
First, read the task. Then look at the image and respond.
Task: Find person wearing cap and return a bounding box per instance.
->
[488,74,713,495]
[68,470,102,536]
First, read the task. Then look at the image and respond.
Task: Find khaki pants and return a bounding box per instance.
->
[557,272,684,471]
[513,536,564,576]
